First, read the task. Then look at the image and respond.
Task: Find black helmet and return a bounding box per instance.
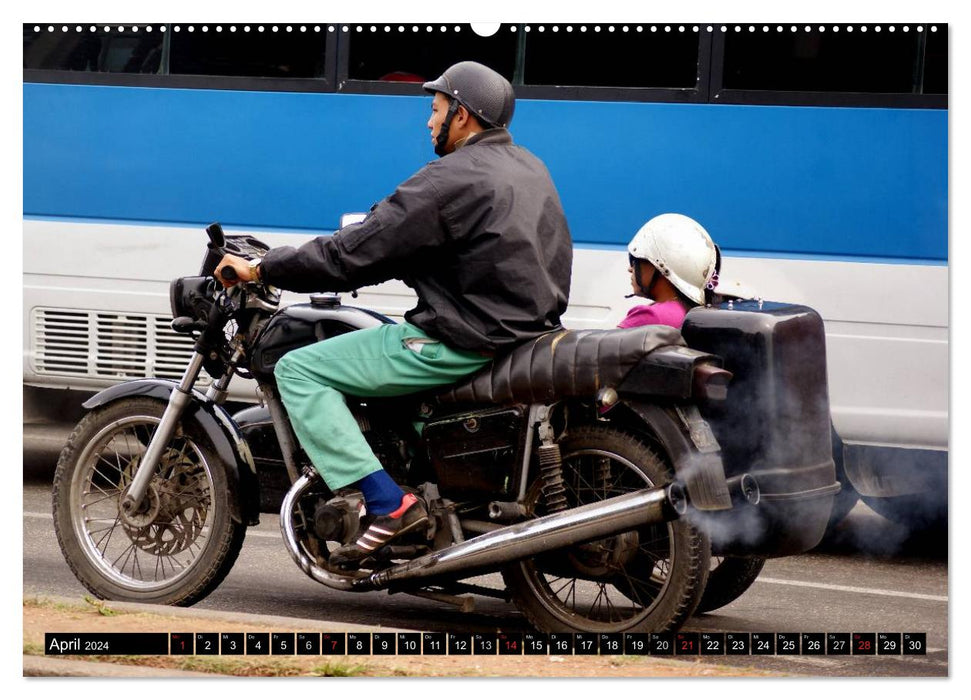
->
[422,61,516,129]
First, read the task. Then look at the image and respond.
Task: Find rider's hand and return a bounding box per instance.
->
[215,254,256,287]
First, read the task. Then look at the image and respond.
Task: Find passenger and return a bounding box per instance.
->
[216,61,572,568]
[619,213,720,329]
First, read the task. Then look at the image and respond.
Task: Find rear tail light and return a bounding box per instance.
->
[693,363,732,402]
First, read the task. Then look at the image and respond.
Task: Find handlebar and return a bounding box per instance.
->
[219,265,239,283]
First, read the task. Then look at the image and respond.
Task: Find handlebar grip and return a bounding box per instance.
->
[220,265,238,282]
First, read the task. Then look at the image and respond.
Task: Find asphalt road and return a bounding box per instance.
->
[22,467,948,678]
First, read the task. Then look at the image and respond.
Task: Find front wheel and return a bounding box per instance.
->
[502,425,709,633]
[52,397,246,605]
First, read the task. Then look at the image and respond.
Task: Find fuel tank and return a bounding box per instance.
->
[250,295,393,380]
[682,301,839,557]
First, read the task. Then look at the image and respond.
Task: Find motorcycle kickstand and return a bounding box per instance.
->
[402,588,476,613]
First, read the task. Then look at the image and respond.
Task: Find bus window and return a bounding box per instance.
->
[23,25,162,73]
[722,26,941,95]
[922,28,947,94]
[169,25,328,78]
[522,25,701,89]
[346,25,517,84]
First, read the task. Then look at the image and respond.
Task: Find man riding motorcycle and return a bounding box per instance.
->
[216,61,573,568]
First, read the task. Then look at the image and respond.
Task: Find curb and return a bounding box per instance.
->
[25,594,417,633]
[23,654,227,678]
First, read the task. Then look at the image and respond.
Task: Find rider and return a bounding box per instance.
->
[216,61,573,567]
[619,213,720,329]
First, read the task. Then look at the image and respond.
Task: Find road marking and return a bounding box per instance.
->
[757,576,947,602]
[25,511,54,520]
[25,511,281,538]
[23,511,949,601]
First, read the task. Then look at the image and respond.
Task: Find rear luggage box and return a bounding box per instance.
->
[682,301,840,557]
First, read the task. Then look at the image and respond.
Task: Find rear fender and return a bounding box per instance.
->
[619,401,732,511]
[82,380,261,526]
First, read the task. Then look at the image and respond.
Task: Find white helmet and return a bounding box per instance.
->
[627,213,719,305]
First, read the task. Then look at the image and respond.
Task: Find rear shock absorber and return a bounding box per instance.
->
[534,405,568,513]
[537,443,568,513]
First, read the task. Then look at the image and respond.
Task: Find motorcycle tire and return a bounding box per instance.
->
[52,397,246,606]
[861,494,947,533]
[501,424,709,634]
[694,555,766,614]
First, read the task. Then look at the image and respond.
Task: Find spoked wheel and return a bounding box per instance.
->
[52,397,246,605]
[502,425,709,633]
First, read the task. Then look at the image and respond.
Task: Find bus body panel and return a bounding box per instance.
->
[23,77,948,499]
[24,83,946,261]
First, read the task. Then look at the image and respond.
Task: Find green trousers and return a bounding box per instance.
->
[274,322,491,491]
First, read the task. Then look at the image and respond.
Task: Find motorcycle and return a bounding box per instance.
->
[52,223,840,634]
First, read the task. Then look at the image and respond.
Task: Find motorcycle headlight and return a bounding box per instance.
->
[169,276,216,320]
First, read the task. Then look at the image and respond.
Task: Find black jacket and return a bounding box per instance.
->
[260,129,573,353]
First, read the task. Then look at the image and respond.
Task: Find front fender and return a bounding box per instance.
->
[83,380,261,526]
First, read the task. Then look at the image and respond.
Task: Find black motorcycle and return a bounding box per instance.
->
[52,223,840,634]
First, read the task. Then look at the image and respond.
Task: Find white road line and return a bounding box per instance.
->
[23,511,948,601]
[24,511,54,520]
[757,577,947,602]
[23,511,280,539]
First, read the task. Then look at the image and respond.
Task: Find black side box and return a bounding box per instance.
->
[682,301,839,557]
[422,406,527,501]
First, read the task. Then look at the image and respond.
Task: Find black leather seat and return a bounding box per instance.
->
[436,325,685,405]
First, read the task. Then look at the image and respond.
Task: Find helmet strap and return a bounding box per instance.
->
[434,98,461,157]
[634,260,657,299]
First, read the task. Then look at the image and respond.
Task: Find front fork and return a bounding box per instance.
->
[120,347,241,515]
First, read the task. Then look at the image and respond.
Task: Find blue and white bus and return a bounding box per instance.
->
[23,22,948,526]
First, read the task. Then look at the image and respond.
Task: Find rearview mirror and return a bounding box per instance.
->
[206,222,226,248]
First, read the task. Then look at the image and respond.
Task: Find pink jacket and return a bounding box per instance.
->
[617,300,688,329]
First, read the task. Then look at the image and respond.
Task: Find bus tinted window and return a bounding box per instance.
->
[523,26,700,88]
[922,28,947,94]
[24,26,162,73]
[723,28,931,94]
[169,25,327,78]
[347,25,516,83]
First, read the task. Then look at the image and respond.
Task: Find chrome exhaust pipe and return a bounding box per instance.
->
[362,482,686,591]
[726,473,760,506]
[279,473,362,591]
[280,473,687,593]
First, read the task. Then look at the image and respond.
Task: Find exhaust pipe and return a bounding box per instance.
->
[726,473,760,506]
[364,482,686,591]
[280,473,686,593]
[279,474,362,591]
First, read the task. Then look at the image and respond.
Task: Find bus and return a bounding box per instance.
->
[23,22,948,528]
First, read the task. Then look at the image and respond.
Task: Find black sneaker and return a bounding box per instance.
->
[330,493,429,569]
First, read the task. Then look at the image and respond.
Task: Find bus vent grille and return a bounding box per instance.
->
[33,309,90,375]
[33,308,209,384]
[153,317,203,381]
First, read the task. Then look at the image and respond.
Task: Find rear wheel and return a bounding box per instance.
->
[52,397,246,605]
[861,494,947,532]
[502,425,709,633]
[695,555,766,613]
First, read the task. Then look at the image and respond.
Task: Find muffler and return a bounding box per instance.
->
[280,473,686,593]
[364,481,686,591]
